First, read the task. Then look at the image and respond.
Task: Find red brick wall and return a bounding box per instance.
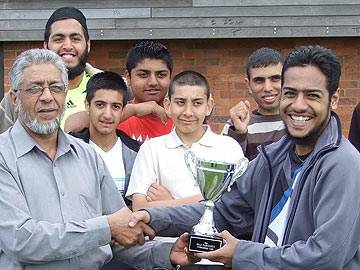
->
[3,37,360,135]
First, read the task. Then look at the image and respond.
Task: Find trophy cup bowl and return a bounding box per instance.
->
[184,151,248,253]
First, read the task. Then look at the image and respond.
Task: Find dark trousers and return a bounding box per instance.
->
[180,265,226,270]
[101,259,226,270]
[101,258,136,270]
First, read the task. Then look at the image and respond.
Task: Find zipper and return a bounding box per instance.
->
[281,144,336,244]
[257,144,274,242]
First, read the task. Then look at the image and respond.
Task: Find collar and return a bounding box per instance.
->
[10,120,78,159]
[77,72,89,93]
[309,111,342,155]
[69,128,91,143]
[165,125,215,149]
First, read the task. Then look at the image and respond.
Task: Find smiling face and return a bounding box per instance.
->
[44,19,90,79]
[280,65,339,155]
[246,62,282,115]
[12,63,66,135]
[87,89,124,136]
[127,58,170,105]
[164,84,214,144]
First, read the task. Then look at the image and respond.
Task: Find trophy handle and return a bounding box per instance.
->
[184,150,197,180]
[227,157,249,192]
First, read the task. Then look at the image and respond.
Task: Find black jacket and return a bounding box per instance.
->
[70,128,141,206]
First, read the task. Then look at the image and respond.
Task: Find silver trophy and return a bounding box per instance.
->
[184,151,248,253]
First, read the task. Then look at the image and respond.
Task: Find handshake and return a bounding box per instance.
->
[106,207,154,247]
[107,207,197,266]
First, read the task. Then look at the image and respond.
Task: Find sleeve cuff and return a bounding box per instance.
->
[151,241,174,269]
[227,126,247,142]
[86,215,111,247]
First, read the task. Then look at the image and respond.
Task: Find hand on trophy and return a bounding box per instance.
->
[170,232,201,266]
[107,207,154,247]
[194,230,239,268]
[146,183,174,202]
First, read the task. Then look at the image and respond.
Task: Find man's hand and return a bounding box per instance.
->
[123,101,168,124]
[170,233,200,266]
[229,100,251,134]
[146,183,174,202]
[194,230,239,268]
[107,207,155,247]
[128,210,151,228]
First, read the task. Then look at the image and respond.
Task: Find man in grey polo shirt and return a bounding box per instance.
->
[0,48,179,269]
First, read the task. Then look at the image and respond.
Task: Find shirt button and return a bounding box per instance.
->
[61,192,65,196]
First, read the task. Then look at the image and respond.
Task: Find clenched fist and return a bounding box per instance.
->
[229,100,251,134]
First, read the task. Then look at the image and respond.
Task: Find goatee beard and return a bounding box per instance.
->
[285,111,331,146]
[17,97,64,135]
[68,49,88,80]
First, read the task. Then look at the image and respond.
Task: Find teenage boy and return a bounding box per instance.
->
[222,48,286,160]
[70,71,140,205]
[126,71,245,211]
[117,40,174,142]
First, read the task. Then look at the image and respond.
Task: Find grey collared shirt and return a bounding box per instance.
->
[0,120,125,269]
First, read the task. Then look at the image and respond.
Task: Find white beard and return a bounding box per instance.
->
[17,97,63,135]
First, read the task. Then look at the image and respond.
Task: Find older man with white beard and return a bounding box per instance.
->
[0,48,181,270]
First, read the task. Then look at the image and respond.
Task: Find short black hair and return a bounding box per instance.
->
[246,47,283,79]
[44,7,89,43]
[126,40,173,75]
[282,45,341,99]
[85,71,128,105]
[168,70,210,100]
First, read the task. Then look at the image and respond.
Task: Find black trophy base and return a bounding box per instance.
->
[188,234,223,253]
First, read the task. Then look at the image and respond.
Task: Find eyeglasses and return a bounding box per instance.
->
[16,84,66,97]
